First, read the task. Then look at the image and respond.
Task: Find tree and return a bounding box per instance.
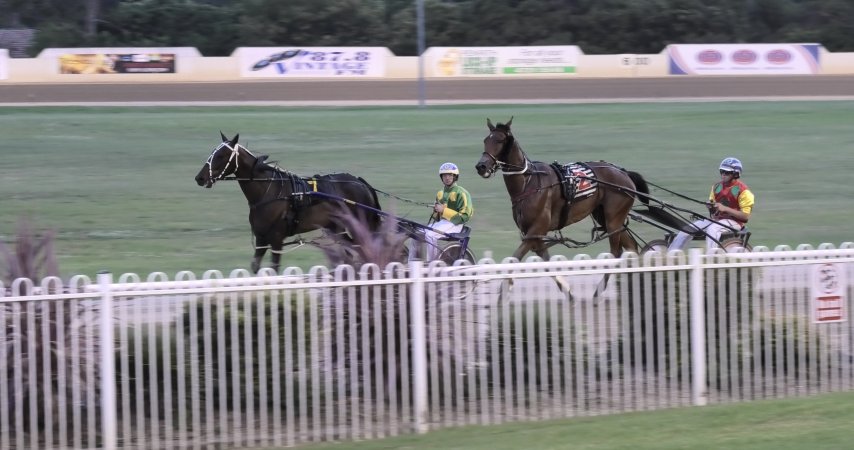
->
[236,0,387,48]
[97,0,240,56]
[386,0,469,55]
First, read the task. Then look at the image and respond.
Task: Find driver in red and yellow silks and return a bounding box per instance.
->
[410,162,474,261]
[669,157,755,251]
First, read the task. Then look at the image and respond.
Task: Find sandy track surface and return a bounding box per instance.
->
[4,76,854,105]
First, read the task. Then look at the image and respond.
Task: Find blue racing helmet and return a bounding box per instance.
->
[719,157,743,175]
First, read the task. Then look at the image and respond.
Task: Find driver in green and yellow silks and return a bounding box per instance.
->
[410,162,474,261]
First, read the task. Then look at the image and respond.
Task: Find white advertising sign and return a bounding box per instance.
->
[667,43,820,75]
[812,263,847,324]
[0,49,8,80]
[238,47,387,78]
[427,46,581,77]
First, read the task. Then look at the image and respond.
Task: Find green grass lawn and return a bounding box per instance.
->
[1,102,853,279]
[290,391,854,450]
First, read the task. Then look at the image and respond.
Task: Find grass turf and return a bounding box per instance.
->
[291,391,854,450]
[1,102,852,278]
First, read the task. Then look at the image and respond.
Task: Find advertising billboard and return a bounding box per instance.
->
[238,47,388,78]
[58,53,176,74]
[427,46,581,77]
[668,44,821,75]
[0,49,7,80]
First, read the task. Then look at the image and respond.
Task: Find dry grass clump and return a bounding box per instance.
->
[317,205,408,268]
[0,216,59,289]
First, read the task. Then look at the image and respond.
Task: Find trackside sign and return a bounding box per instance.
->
[812,263,847,324]
[0,49,8,80]
[426,46,581,77]
[667,43,821,75]
[237,47,388,78]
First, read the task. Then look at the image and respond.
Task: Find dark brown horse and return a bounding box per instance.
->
[194,133,382,273]
[475,117,649,263]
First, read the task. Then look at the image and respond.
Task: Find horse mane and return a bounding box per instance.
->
[239,145,357,182]
[252,157,299,179]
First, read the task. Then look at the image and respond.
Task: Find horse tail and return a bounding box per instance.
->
[358,176,383,230]
[627,170,650,205]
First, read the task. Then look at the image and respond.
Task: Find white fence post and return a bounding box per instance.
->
[689,249,708,406]
[97,272,117,450]
[408,261,428,433]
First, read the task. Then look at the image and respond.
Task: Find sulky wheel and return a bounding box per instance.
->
[438,243,476,265]
[640,239,670,255]
[720,236,752,253]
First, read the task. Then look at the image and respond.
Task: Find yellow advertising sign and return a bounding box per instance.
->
[59,53,176,74]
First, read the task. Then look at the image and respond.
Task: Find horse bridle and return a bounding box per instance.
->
[205,141,242,184]
[481,130,530,176]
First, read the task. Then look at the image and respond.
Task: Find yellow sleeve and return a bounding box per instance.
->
[738,189,754,215]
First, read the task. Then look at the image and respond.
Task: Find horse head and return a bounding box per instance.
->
[475,116,517,178]
[195,132,242,188]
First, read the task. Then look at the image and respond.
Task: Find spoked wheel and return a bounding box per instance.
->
[438,243,476,265]
[640,239,670,255]
[720,237,752,252]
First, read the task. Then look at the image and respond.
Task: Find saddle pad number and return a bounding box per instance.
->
[566,163,597,200]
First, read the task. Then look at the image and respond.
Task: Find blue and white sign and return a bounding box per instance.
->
[667,43,821,75]
[238,47,388,78]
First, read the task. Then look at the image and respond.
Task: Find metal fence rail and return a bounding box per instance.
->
[1,244,853,449]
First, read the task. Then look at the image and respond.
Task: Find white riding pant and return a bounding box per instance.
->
[668,218,742,252]
[409,219,462,261]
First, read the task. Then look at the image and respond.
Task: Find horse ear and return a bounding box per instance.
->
[220,131,227,142]
[506,116,514,128]
[230,134,240,146]
[258,155,269,163]
[487,118,495,131]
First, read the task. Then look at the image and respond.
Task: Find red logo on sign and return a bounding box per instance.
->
[766,50,792,64]
[697,50,722,65]
[732,50,757,64]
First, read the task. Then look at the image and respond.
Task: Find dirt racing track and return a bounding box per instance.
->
[4,75,854,105]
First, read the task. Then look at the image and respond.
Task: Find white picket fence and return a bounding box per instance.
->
[1,244,853,449]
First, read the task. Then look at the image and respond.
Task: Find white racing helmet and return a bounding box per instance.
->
[439,162,460,176]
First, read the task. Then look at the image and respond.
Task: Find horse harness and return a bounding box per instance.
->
[504,161,599,215]
[272,175,323,237]
[238,164,322,237]
[547,162,598,230]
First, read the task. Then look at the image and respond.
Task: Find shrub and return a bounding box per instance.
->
[0,216,59,289]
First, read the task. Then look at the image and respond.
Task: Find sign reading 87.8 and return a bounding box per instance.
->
[248,48,380,77]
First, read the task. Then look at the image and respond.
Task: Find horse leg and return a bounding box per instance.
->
[592,220,628,301]
[512,237,541,261]
[532,242,575,299]
[252,236,269,273]
[269,241,283,274]
[512,237,573,298]
[503,238,538,296]
[619,228,640,254]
